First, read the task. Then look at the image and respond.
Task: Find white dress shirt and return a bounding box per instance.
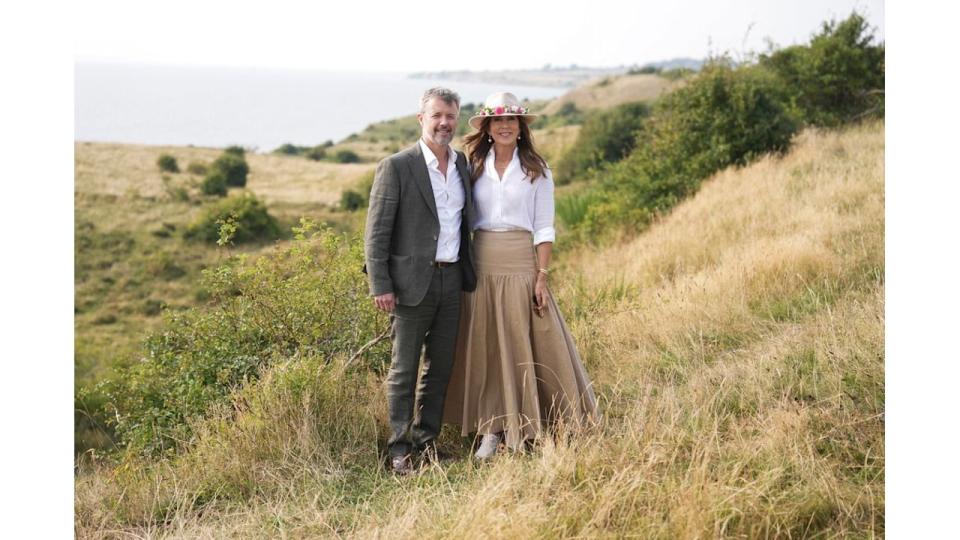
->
[472,147,556,245]
[419,138,465,262]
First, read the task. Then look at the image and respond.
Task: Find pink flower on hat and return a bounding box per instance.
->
[495,106,504,115]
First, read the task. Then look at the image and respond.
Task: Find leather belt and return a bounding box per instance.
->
[431,261,457,268]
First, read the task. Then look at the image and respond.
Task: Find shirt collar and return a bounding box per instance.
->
[484,147,520,170]
[419,138,456,167]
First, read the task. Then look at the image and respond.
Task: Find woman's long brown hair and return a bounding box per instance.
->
[464,116,548,182]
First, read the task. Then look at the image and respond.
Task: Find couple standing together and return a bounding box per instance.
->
[364,87,598,475]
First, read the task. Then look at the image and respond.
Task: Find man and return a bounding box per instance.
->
[363,87,476,475]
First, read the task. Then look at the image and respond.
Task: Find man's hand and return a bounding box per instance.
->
[374,292,396,313]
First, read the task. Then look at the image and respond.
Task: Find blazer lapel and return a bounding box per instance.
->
[406,143,439,221]
[455,152,471,193]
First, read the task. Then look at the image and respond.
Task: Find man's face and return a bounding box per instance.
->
[418,97,459,147]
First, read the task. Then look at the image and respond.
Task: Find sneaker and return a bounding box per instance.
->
[474,433,501,460]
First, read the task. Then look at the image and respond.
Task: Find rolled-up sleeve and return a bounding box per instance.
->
[532,168,556,245]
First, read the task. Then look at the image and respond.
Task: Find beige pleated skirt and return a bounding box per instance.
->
[442,230,599,450]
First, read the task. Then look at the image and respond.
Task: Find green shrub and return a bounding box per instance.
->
[659,68,695,81]
[184,192,280,245]
[628,65,660,75]
[143,251,186,280]
[760,11,884,126]
[141,299,165,316]
[150,223,177,238]
[224,145,246,157]
[211,153,249,188]
[186,161,208,175]
[538,101,586,129]
[156,154,179,173]
[340,190,365,211]
[98,221,388,454]
[570,60,797,238]
[273,143,303,155]
[305,146,327,161]
[94,313,117,325]
[555,102,650,184]
[338,171,374,211]
[555,189,606,230]
[333,149,361,163]
[200,171,228,196]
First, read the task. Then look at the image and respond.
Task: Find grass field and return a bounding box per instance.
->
[75,120,883,538]
[74,142,374,451]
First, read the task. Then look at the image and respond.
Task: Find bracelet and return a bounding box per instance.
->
[538,267,549,275]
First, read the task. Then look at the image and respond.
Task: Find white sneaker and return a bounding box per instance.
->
[474,433,501,460]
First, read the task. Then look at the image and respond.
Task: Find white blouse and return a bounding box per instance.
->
[472,148,556,246]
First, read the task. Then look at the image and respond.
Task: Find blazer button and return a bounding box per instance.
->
[433,234,438,240]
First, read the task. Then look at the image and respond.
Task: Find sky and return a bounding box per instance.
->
[74,0,885,72]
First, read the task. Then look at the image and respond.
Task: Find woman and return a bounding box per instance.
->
[442,92,598,459]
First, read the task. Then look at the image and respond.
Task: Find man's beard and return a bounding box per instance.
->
[433,129,453,145]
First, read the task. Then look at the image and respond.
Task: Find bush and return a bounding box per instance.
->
[570,60,797,239]
[211,152,249,188]
[186,161,208,175]
[273,143,303,155]
[333,149,360,164]
[628,65,660,75]
[156,154,179,173]
[143,250,186,280]
[339,171,374,211]
[659,68,695,81]
[184,192,280,245]
[98,221,388,454]
[340,190,365,211]
[305,146,327,161]
[555,102,650,184]
[224,145,246,157]
[760,11,884,126]
[538,101,585,129]
[200,171,228,196]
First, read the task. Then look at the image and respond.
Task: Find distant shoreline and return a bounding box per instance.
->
[409,67,630,88]
[75,63,566,151]
[409,60,703,88]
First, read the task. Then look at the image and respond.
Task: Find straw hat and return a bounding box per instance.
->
[468,91,539,130]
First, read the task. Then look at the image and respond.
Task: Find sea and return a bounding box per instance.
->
[74,62,568,152]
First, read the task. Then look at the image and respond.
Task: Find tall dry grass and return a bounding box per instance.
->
[541,73,676,115]
[75,121,883,538]
[75,142,375,209]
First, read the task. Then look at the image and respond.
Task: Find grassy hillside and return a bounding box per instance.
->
[541,73,676,115]
[75,142,373,448]
[76,120,883,538]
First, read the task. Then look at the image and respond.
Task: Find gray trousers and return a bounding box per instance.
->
[386,263,462,457]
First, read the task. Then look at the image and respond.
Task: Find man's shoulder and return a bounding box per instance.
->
[384,144,419,163]
[376,144,418,175]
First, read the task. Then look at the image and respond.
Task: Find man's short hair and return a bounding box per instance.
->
[419,87,461,113]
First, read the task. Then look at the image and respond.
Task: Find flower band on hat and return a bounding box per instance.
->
[468,91,539,130]
[475,104,530,117]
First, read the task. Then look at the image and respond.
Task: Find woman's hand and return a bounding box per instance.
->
[534,273,549,317]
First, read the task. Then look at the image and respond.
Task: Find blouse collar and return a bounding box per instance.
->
[485,146,520,180]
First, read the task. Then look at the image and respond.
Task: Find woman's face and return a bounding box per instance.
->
[486,116,521,146]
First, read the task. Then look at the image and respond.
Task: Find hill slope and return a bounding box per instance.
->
[541,73,676,114]
[76,121,883,537]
